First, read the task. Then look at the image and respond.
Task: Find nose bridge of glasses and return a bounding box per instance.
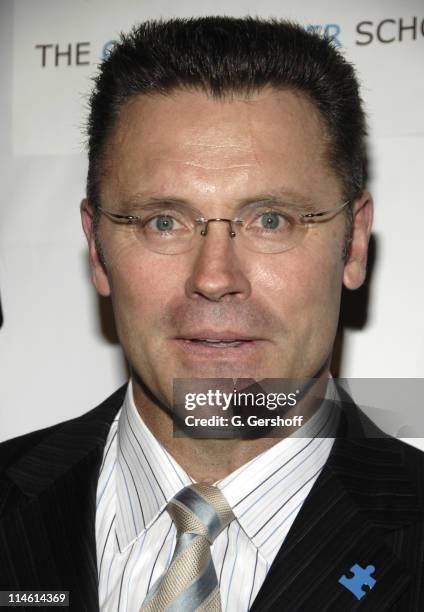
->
[199,217,241,238]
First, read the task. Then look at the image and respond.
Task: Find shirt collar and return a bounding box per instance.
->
[115,380,191,551]
[217,395,339,563]
[115,378,339,559]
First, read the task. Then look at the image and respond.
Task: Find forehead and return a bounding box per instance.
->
[100,88,341,208]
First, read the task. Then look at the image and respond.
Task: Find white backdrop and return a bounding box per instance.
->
[1,0,423,443]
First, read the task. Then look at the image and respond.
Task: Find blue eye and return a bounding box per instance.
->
[142,211,189,236]
[154,215,175,231]
[261,212,281,230]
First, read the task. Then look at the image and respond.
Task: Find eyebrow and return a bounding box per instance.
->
[117,189,317,214]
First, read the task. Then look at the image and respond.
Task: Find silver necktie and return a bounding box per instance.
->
[140,483,234,612]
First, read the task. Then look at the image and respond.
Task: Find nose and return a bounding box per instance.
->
[185,220,252,302]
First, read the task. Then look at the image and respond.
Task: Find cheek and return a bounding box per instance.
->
[105,242,183,332]
[253,243,344,324]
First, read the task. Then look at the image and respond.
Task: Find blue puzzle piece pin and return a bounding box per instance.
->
[338,564,376,600]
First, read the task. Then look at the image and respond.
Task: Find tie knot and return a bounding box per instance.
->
[167,483,234,544]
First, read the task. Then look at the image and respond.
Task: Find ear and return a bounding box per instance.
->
[80,199,111,297]
[343,191,373,290]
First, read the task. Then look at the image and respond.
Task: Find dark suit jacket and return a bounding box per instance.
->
[1,385,423,611]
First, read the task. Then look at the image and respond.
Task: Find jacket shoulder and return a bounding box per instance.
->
[393,437,424,500]
[0,384,127,476]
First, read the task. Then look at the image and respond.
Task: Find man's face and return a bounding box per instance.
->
[82,88,372,407]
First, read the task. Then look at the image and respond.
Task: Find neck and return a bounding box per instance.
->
[131,368,331,483]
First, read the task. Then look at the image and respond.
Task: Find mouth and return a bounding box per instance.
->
[184,338,252,348]
[173,332,262,357]
[177,330,259,344]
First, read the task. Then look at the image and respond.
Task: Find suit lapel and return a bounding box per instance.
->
[0,385,126,611]
[251,401,424,612]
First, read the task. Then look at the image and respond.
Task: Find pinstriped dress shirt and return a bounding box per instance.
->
[96,381,338,611]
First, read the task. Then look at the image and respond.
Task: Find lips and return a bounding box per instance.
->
[172,332,263,364]
[186,338,249,348]
[178,329,258,339]
[174,331,262,355]
[176,330,259,345]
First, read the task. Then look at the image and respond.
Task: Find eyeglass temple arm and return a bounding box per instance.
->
[300,200,350,220]
[97,207,141,221]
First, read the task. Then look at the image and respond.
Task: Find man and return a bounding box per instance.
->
[1,17,423,612]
